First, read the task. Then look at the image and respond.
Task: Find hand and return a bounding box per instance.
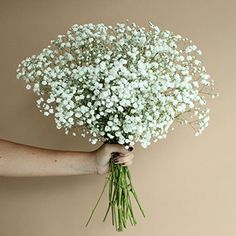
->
[93,143,134,175]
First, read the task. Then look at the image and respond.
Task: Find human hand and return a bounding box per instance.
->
[93,143,134,175]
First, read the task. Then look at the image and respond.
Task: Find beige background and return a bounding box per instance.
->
[0,0,235,235]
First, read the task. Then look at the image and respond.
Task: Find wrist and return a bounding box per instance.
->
[92,150,108,175]
[60,150,98,175]
[89,151,99,175]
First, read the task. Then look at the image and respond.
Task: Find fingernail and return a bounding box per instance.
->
[128,147,133,152]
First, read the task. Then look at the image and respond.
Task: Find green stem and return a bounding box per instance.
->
[85,175,110,227]
[127,190,137,225]
[127,169,146,218]
[102,172,112,222]
[103,158,115,222]
[117,165,123,231]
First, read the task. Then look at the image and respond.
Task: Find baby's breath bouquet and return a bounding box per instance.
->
[16,21,218,231]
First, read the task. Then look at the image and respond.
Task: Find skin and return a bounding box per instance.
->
[0,139,134,177]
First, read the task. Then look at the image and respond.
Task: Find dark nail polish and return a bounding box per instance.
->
[128,147,133,152]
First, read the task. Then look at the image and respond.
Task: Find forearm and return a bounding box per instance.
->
[0,139,97,177]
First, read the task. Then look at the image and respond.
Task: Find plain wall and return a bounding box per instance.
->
[0,0,235,235]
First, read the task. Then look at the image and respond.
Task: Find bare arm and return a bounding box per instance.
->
[0,139,134,177]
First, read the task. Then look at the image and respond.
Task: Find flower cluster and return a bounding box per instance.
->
[16,21,218,148]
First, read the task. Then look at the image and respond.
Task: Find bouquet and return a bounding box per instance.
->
[16,21,218,231]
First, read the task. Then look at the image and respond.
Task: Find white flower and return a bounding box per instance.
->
[16,21,217,147]
[26,84,31,90]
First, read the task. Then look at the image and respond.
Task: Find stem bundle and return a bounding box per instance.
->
[85,152,145,231]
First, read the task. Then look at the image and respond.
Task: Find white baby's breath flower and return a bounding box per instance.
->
[26,84,31,90]
[16,21,217,148]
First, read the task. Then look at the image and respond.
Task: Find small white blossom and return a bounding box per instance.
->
[16,21,217,148]
[26,84,31,90]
